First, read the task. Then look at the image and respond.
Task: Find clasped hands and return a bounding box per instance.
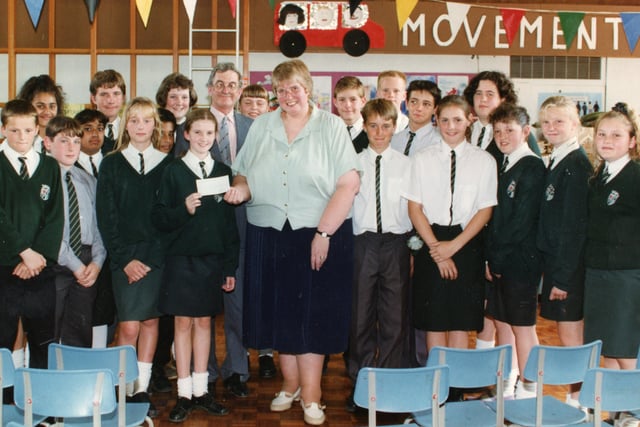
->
[428,240,459,280]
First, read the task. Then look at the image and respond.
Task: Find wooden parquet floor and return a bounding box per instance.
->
[148,313,565,427]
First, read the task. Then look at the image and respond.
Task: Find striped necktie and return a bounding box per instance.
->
[601,166,610,183]
[449,150,456,225]
[138,153,145,175]
[89,156,99,177]
[499,156,509,174]
[404,131,416,156]
[375,155,382,233]
[106,123,114,140]
[477,126,486,147]
[218,116,231,165]
[199,161,208,179]
[18,157,29,180]
[66,171,83,257]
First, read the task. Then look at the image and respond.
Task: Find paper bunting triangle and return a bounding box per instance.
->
[182,0,197,23]
[446,2,471,39]
[136,0,153,28]
[24,0,45,29]
[228,0,236,19]
[268,0,276,9]
[396,0,419,31]
[558,12,584,49]
[500,8,525,45]
[83,0,100,24]
[621,13,640,53]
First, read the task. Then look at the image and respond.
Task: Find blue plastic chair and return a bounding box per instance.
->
[411,345,512,427]
[48,344,152,427]
[569,368,640,427]
[0,348,46,426]
[500,340,602,427]
[354,365,450,427]
[13,367,117,426]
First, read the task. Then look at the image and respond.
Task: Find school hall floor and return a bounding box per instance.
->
[148,312,567,427]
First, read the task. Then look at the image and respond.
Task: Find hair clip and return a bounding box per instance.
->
[612,102,630,117]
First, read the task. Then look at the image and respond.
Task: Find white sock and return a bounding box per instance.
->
[12,348,25,368]
[92,325,108,348]
[192,371,209,398]
[126,381,135,396]
[503,369,518,397]
[24,344,30,368]
[177,376,193,399]
[134,361,153,394]
[475,338,495,349]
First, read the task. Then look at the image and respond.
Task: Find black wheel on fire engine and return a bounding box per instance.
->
[343,29,370,57]
[279,31,306,58]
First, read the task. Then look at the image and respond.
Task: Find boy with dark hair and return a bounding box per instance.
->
[44,116,106,347]
[90,69,126,154]
[391,79,441,157]
[333,76,368,153]
[74,109,108,178]
[0,99,64,368]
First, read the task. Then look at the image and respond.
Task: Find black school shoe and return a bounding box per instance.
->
[223,373,249,397]
[259,355,277,378]
[127,391,159,418]
[151,368,172,393]
[192,393,229,416]
[169,397,193,423]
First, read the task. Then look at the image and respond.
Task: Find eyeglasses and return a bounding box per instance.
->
[276,85,304,97]
[212,81,239,92]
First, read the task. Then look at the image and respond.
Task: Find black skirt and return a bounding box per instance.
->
[412,224,484,332]
[158,254,224,317]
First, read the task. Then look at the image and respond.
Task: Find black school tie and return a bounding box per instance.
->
[500,156,509,175]
[138,153,145,175]
[404,131,416,156]
[199,161,208,179]
[106,123,114,140]
[601,166,610,183]
[375,155,382,233]
[89,156,99,178]
[18,157,29,180]
[66,172,83,257]
[346,125,353,141]
[477,126,486,147]
[547,157,555,170]
[449,150,456,225]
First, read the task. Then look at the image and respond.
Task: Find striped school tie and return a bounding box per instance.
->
[404,131,416,156]
[18,157,29,180]
[449,150,456,225]
[66,172,83,257]
[375,155,382,233]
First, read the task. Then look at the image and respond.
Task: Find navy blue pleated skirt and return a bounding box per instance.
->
[243,219,353,354]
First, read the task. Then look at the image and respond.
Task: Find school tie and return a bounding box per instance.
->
[89,156,99,178]
[403,131,416,156]
[106,123,114,140]
[375,155,382,233]
[346,125,353,141]
[547,157,555,170]
[199,161,208,179]
[499,156,509,174]
[18,157,29,180]
[218,116,231,165]
[601,166,610,183]
[477,126,486,147]
[138,153,145,175]
[449,150,456,225]
[66,171,83,257]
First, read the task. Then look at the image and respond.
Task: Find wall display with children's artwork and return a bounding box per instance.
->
[250,70,473,114]
[273,1,385,57]
[537,91,604,118]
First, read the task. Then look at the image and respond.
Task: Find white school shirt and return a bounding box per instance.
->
[347,116,364,140]
[501,143,536,173]
[353,146,412,235]
[603,154,631,183]
[182,150,213,178]
[548,137,580,170]
[395,113,409,134]
[471,121,493,149]
[403,140,497,229]
[2,144,40,175]
[121,144,166,174]
[77,151,103,175]
[390,122,439,156]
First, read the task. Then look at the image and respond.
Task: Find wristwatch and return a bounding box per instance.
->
[316,230,332,239]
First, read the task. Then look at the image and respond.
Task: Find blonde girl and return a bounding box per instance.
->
[584,102,640,371]
[96,97,172,415]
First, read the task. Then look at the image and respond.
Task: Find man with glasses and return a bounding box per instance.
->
[206,63,253,399]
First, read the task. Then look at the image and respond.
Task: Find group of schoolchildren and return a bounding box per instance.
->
[336,70,640,412]
[1,63,639,424]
